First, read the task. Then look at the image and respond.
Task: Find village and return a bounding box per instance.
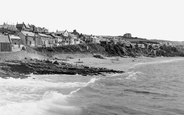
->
[0,22,183,78]
[0,22,173,53]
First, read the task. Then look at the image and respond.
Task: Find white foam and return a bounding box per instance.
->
[125,71,144,80]
[129,58,184,69]
[0,76,99,115]
[85,77,100,86]
[0,91,82,115]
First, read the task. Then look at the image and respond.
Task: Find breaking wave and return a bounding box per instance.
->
[0,76,99,115]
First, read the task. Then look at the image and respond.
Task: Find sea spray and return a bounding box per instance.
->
[0,91,82,115]
[0,75,100,115]
[125,71,145,80]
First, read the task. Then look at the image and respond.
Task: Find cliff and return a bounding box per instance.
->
[34,43,184,58]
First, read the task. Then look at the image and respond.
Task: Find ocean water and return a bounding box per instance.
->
[1,58,184,115]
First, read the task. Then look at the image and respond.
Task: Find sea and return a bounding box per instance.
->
[0,58,184,115]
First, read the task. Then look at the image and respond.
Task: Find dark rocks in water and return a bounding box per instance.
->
[93,54,105,59]
[0,59,124,78]
[53,61,59,65]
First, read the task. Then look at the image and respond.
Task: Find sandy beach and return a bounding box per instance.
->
[0,51,184,78]
[66,55,184,72]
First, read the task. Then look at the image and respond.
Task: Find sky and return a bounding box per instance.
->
[0,0,184,41]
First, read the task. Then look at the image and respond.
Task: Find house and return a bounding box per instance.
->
[17,31,37,47]
[69,33,80,45]
[28,24,37,32]
[9,35,21,46]
[49,33,63,46]
[16,23,31,32]
[71,30,80,38]
[47,34,57,46]
[56,30,72,45]
[38,33,55,47]
[90,35,100,44]
[36,27,48,33]
[0,34,12,52]
[0,23,18,34]
[56,30,69,37]
[83,35,99,44]
[9,35,23,51]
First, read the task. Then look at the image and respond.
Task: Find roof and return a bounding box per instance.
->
[0,34,10,43]
[21,31,35,37]
[56,30,68,35]
[69,33,77,38]
[25,24,31,29]
[50,33,62,38]
[56,31,65,34]
[38,33,50,37]
[9,35,20,39]
[0,24,18,31]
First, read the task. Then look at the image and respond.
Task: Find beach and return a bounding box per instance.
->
[0,51,184,78]
[65,54,184,72]
[1,51,184,115]
[1,52,184,115]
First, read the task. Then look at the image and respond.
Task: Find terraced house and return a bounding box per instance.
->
[0,34,12,52]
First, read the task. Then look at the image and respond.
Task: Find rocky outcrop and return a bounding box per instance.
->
[0,59,124,78]
[34,43,184,58]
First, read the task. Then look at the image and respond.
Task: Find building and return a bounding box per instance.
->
[123,33,132,38]
[0,23,18,34]
[17,31,37,47]
[56,30,69,37]
[91,35,100,44]
[16,23,31,32]
[9,35,21,46]
[35,27,48,33]
[56,30,74,45]
[71,29,80,38]
[69,33,80,45]
[38,33,55,47]
[9,35,23,51]
[49,33,63,46]
[0,34,12,52]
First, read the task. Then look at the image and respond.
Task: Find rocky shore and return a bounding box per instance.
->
[0,42,184,79]
[0,58,124,78]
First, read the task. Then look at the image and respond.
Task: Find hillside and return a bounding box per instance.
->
[34,43,184,58]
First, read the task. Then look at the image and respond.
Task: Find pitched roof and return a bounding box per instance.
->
[21,31,35,37]
[25,24,31,29]
[9,35,20,39]
[69,33,77,38]
[49,33,62,38]
[56,30,68,35]
[38,33,50,37]
[0,34,10,43]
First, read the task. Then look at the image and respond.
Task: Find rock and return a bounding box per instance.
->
[0,59,124,78]
[93,54,105,59]
[53,61,59,65]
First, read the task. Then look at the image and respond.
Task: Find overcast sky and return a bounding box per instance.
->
[0,0,184,41]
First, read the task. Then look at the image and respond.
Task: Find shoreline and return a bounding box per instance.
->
[67,56,184,72]
[0,51,183,79]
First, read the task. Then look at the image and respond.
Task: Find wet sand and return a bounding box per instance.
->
[67,56,184,72]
